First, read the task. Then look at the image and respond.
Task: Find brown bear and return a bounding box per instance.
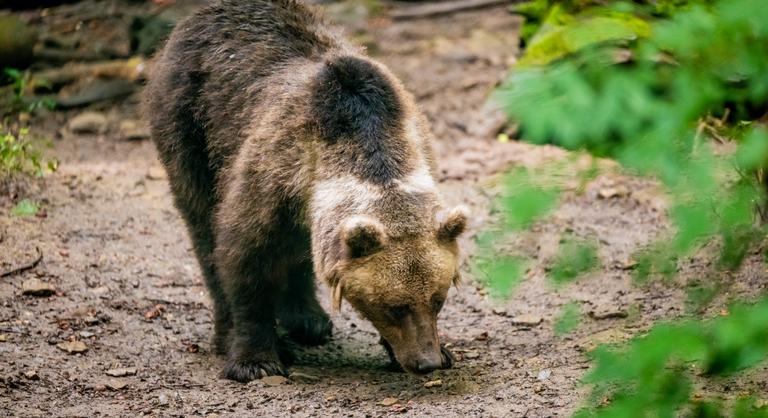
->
[144,0,467,382]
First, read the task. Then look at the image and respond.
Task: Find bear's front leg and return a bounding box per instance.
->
[214,211,290,382]
[217,249,287,382]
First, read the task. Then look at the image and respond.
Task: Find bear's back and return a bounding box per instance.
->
[146,0,346,181]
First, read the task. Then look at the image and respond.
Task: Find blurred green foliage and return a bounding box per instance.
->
[1,126,57,178]
[577,300,768,416]
[481,0,768,414]
[10,198,39,217]
[549,238,599,285]
[554,301,581,336]
[1,68,57,181]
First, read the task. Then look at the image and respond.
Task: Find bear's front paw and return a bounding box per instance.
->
[440,345,456,369]
[282,310,333,346]
[223,357,287,383]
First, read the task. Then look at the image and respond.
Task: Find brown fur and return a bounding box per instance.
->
[144,0,466,382]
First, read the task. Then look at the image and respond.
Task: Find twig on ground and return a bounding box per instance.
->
[1,247,43,278]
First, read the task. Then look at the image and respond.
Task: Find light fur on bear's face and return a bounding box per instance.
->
[329,207,467,374]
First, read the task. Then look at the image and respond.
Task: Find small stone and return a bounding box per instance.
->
[261,375,288,386]
[158,393,169,406]
[118,120,150,141]
[510,314,543,327]
[105,379,127,390]
[379,397,398,407]
[68,111,108,134]
[79,331,95,338]
[617,259,638,270]
[289,372,320,383]
[90,286,110,296]
[106,367,137,377]
[24,370,39,380]
[424,379,442,388]
[0,334,7,342]
[589,307,628,320]
[537,369,551,381]
[57,340,88,354]
[146,166,167,181]
[463,351,480,359]
[598,185,630,199]
[22,278,55,297]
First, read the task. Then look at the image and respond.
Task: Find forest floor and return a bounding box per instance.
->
[2,1,767,417]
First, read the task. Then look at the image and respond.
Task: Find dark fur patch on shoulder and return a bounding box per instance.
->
[312,56,408,183]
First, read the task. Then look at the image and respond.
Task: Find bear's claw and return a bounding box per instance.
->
[440,345,455,369]
[223,358,287,383]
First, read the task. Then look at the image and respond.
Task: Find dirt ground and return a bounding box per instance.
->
[2,2,767,417]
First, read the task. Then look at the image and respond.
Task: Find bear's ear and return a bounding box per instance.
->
[436,206,469,241]
[341,216,387,259]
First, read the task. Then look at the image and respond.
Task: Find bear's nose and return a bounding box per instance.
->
[416,358,442,374]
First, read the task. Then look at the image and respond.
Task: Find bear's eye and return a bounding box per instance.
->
[431,296,445,313]
[389,305,411,321]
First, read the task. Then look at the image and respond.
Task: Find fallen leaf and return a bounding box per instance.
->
[261,375,288,386]
[105,379,127,390]
[379,397,398,406]
[57,340,88,354]
[618,259,638,270]
[106,367,137,377]
[144,304,165,320]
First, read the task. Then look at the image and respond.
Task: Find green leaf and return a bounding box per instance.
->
[735,128,768,171]
[483,256,527,298]
[554,301,581,336]
[498,169,561,230]
[549,239,599,285]
[10,199,39,217]
[520,12,650,67]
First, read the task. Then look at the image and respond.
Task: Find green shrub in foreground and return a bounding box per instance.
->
[480,0,768,415]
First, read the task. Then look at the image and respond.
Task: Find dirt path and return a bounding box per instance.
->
[2,3,766,417]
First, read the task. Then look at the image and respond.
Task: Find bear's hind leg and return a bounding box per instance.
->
[278,258,333,346]
[163,152,233,355]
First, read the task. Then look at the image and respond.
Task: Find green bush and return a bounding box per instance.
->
[1,68,57,182]
[0,126,57,178]
[481,0,768,415]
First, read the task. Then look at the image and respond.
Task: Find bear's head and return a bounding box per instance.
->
[326,206,468,374]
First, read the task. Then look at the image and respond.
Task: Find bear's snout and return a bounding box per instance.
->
[415,356,443,374]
